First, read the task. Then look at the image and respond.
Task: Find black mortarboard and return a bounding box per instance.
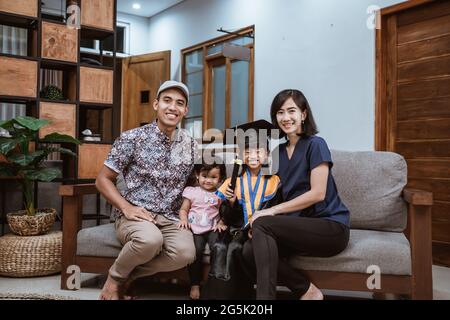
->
[229,119,278,149]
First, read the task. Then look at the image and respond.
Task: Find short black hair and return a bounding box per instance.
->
[186,162,227,187]
[270,89,318,138]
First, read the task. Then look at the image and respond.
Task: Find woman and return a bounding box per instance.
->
[242,89,350,300]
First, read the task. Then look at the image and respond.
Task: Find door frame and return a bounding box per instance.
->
[121,50,171,132]
[375,0,436,150]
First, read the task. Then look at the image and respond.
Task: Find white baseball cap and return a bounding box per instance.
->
[156,80,189,104]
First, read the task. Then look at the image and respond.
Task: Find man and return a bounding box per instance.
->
[96,81,197,299]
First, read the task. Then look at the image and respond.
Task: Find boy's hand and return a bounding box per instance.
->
[213,220,228,232]
[224,184,237,204]
[178,218,191,230]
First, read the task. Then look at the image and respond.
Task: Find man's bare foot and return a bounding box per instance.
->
[190,285,200,300]
[99,275,120,300]
[300,283,324,300]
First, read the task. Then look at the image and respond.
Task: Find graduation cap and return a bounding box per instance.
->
[229,119,278,150]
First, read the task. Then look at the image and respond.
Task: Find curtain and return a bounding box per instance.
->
[0,25,28,126]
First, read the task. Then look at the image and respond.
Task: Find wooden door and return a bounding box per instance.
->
[121,51,171,132]
[376,0,450,266]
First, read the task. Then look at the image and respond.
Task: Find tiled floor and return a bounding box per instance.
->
[0,265,449,300]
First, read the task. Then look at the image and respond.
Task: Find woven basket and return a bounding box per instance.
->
[0,231,62,277]
[7,208,56,236]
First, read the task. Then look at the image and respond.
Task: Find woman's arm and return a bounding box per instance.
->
[251,163,329,224]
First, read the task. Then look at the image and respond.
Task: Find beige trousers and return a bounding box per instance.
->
[109,214,195,282]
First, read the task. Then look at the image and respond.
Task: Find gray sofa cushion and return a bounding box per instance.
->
[289,229,411,275]
[77,225,411,276]
[331,150,407,232]
[77,223,121,257]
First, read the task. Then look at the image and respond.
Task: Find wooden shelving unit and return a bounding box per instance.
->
[0,0,118,181]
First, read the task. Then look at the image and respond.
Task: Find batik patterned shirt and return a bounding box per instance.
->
[104,121,198,221]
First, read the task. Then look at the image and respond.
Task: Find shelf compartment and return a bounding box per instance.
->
[78,104,113,144]
[79,66,113,104]
[41,21,78,63]
[40,67,77,102]
[77,143,111,179]
[0,55,38,98]
[0,0,38,18]
[81,0,114,32]
[81,26,114,41]
[38,101,76,139]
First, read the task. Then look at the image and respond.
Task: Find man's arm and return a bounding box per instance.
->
[96,166,154,222]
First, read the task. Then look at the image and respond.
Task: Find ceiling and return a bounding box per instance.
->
[117,0,185,18]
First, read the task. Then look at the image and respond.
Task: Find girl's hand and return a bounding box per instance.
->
[178,218,191,230]
[250,208,277,226]
[224,184,237,204]
[213,220,228,232]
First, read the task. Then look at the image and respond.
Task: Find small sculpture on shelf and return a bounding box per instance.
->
[0,116,81,236]
[82,129,101,142]
[40,84,64,101]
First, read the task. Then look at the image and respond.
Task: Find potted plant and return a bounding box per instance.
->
[0,116,81,236]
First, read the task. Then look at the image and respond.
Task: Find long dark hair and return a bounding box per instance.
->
[270,89,318,138]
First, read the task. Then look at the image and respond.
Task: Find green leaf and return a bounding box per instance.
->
[41,133,81,145]
[0,137,23,155]
[0,119,15,131]
[9,150,45,166]
[23,167,61,182]
[0,163,15,177]
[14,116,50,131]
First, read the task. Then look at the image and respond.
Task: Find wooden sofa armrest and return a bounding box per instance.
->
[59,183,98,289]
[403,188,433,206]
[59,184,99,196]
[402,187,433,299]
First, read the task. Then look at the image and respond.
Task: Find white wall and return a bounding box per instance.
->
[117,12,150,55]
[144,0,405,151]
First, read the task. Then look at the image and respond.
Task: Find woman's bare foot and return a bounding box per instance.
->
[300,283,324,300]
[99,275,120,300]
[190,285,200,300]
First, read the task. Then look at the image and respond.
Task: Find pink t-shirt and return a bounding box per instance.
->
[182,186,221,235]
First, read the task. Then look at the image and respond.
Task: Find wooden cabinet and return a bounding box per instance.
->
[1,0,117,182]
[39,102,76,139]
[0,56,37,98]
[78,144,112,179]
[80,67,114,104]
[81,0,114,31]
[0,0,38,18]
[42,22,78,63]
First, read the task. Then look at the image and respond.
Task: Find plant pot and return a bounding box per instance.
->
[6,208,57,236]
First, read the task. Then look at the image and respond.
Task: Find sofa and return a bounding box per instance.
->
[59,150,433,299]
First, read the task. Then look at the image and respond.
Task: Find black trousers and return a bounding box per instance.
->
[188,231,218,286]
[242,215,349,300]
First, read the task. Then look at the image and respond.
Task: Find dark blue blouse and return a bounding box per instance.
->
[277,136,350,226]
